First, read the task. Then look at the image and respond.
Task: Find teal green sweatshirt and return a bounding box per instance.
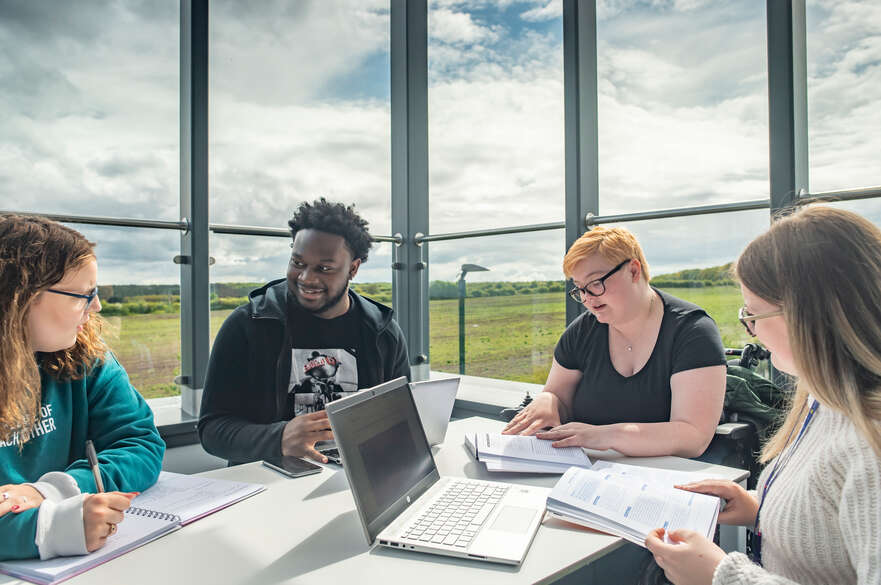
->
[0,354,165,560]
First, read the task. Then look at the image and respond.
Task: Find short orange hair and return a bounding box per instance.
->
[563,226,650,281]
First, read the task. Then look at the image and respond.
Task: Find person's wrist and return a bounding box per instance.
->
[596,423,620,451]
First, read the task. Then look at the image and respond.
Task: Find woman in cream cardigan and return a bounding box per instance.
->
[645,205,881,585]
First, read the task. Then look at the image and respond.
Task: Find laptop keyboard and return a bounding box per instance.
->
[400,481,509,548]
[319,447,341,464]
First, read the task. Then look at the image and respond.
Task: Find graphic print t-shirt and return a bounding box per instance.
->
[287,292,363,415]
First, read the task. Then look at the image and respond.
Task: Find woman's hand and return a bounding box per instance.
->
[645,528,725,585]
[0,484,44,517]
[502,393,562,436]
[675,479,758,526]
[535,422,609,450]
[83,492,138,552]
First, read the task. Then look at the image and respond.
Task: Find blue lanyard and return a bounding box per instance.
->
[750,398,820,566]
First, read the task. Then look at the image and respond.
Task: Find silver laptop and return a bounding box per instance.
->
[325,377,548,565]
[409,377,459,446]
[317,377,459,463]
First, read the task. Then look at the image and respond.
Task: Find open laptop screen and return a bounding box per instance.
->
[329,379,438,542]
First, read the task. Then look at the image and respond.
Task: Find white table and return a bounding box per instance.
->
[2,418,747,585]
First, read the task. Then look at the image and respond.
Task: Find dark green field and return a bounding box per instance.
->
[106,286,751,399]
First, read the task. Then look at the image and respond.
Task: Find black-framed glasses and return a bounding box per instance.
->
[568,259,630,302]
[738,306,783,336]
[46,287,99,314]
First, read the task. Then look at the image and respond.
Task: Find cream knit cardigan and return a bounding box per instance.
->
[713,403,881,585]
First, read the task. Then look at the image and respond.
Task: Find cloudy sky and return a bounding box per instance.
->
[0,0,878,287]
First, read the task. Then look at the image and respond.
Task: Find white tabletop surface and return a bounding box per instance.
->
[1,417,747,585]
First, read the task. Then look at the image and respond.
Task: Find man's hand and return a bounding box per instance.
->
[281,410,334,462]
[0,484,44,517]
[83,492,137,552]
[502,393,562,436]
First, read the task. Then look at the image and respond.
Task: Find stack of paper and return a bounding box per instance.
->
[465,432,593,473]
[546,463,721,548]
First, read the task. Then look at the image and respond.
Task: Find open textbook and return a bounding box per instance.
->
[0,472,265,585]
[465,431,593,473]
[546,462,722,548]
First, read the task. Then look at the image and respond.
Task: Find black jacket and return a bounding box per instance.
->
[198,279,411,464]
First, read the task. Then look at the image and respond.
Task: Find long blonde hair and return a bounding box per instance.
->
[0,214,107,444]
[736,206,881,461]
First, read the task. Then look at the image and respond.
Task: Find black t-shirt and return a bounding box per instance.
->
[286,291,364,415]
[553,288,725,425]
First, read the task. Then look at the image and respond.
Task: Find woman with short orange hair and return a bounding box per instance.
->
[503,225,726,458]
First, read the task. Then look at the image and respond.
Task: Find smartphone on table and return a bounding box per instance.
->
[262,456,323,478]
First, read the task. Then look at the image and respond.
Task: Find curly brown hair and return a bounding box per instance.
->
[0,214,107,444]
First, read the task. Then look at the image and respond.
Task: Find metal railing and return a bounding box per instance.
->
[585,198,770,227]
[1,211,402,243]
[408,184,881,243]
[6,183,879,248]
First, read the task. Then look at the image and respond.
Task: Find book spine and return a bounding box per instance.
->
[127,506,181,523]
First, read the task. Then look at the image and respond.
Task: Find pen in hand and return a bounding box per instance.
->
[85,440,105,493]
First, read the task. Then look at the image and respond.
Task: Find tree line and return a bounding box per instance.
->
[95,263,736,316]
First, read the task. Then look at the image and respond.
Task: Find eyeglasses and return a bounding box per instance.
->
[738,306,783,336]
[46,287,99,315]
[568,259,630,302]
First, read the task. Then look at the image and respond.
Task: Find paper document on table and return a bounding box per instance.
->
[546,467,721,548]
[476,433,593,466]
[480,454,573,473]
[465,432,592,473]
[590,460,724,489]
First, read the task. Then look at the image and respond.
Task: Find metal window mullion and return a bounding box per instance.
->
[391,0,430,378]
[767,0,808,214]
[563,0,599,325]
[179,0,210,418]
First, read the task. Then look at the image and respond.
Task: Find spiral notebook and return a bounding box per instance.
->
[0,472,265,585]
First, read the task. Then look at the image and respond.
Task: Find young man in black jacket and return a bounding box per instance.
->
[198,199,410,465]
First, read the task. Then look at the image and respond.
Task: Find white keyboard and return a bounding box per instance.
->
[401,481,509,548]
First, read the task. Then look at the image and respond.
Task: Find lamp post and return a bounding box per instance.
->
[457,263,489,375]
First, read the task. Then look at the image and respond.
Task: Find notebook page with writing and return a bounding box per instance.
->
[0,509,179,585]
[128,471,266,525]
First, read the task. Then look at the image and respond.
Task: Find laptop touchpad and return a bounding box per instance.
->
[490,506,537,534]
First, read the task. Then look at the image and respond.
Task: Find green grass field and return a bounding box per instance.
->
[107,285,751,399]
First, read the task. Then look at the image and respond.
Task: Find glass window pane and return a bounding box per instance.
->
[0,3,180,219]
[209,1,392,235]
[617,209,770,351]
[428,230,566,383]
[76,225,182,400]
[813,199,881,227]
[428,1,564,233]
[597,2,768,214]
[806,1,881,193]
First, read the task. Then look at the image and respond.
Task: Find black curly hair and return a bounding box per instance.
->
[287,198,372,262]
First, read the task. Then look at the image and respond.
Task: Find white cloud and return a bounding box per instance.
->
[521,1,562,22]
[430,8,500,45]
[806,0,881,193]
[2,0,879,287]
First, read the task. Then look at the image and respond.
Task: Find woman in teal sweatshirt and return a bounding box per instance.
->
[0,214,165,560]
